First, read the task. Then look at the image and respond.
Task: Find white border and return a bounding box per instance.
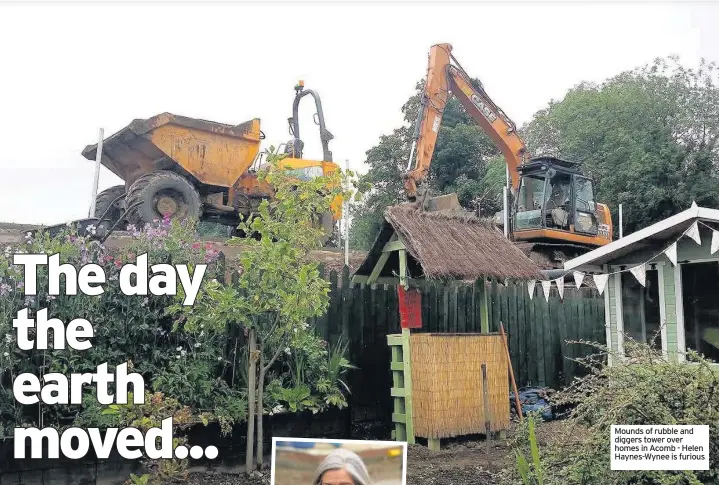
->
[270,437,408,485]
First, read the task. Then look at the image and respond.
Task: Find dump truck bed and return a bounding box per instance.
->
[82,112,262,188]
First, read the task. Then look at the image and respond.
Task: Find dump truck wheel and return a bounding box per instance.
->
[317,211,335,247]
[125,171,201,226]
[94,185,126,230]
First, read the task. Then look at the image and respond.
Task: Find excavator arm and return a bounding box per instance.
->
[403,43,528,200]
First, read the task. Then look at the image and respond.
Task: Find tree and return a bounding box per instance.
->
[179,150,353,473]
[522,57,719,235]
[350,80,502,249]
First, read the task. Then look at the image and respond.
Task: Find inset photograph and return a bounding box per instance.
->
[271,438,407,485]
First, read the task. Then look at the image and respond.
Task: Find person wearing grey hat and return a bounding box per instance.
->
[313,448,373,485]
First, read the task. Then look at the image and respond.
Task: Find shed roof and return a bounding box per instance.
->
[564,204,719,271]
[355,204,542,281]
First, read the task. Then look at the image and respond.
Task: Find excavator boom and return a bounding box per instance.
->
[404,43,527,198]
[403,43,613,268]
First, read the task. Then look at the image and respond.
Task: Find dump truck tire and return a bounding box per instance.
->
[317,211,335,247]
[94,185,126,230]
[125,171,202,226]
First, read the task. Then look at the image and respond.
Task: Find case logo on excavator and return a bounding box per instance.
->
[470,94,497,123]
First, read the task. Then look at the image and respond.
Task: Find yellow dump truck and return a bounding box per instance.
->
[81,82,341,242]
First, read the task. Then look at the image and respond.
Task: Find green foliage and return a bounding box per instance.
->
[350,80,501,250]
[127,473,151,485]
[523,57,719,235]
[1,219,239,438]
[173,149,356,431]
[180,149,348,334]
[324,338,355,395]
[535,340,719,485]
[266,382,318,414]
[515,414,545,485]
[264,336,354,415]
[0,173,355,479]
[104,391,198,484]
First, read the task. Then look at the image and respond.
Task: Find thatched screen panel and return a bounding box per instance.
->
[409,333,510,439]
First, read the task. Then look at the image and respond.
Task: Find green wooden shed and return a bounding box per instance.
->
[564,203,719,366]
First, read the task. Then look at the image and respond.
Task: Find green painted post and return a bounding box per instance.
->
[367,252,390,285]
[401,328,415,444]
[388,337,406,442]
[388,328,415,445]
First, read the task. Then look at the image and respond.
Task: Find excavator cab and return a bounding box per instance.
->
[513,157,609,243]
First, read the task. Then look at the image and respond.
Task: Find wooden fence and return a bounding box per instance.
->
[312,267,606,424]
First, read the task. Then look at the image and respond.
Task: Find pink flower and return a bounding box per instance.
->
[204,249,220,263]
[192,242,201,250]
[114,259,123,269]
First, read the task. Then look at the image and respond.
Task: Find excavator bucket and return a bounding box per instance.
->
[81,113,262,188]
[423,193,464,212]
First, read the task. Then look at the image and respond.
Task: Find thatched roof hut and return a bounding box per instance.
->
[354,204,542,283]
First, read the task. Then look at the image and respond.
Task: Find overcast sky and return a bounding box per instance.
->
[0,1,717,225]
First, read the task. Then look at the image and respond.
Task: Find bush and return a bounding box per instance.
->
[0,217,350,439]
[536,339,719,485]
[0,220,247,436]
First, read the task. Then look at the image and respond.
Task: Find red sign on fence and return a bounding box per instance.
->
[398,286,422,329]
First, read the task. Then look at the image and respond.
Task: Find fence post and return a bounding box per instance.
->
[479,277,489,333]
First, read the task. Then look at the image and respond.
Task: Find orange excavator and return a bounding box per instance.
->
[403,43,613,268]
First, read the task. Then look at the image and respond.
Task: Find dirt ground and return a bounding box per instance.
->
[404,438,509,485]
[179,422,569,485]
[181,440,507,485]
